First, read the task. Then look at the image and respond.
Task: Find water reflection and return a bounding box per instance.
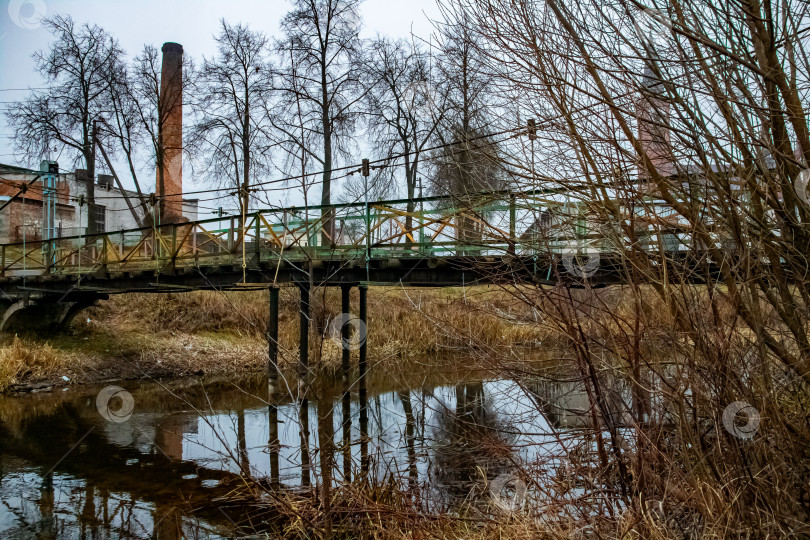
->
[527,376,632,428]
[0,362,623,538]
[0,464,216,538]
[268,398,280,487]
[430,383,517,508]
[398,390,417,494]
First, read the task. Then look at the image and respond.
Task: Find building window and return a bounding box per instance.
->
[94,204,106,233]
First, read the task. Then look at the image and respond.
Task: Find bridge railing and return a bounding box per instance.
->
[0,191,694,277]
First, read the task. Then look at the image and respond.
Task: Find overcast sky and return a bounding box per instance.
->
[0,0,441,200]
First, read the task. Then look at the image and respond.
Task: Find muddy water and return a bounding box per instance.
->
[0,360,606,539]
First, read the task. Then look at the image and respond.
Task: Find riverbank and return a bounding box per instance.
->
[1,283,799,538]
[0,284,684,393]
[0,285,552,393]
[0,356,586,539]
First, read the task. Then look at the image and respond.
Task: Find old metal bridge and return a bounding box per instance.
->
[0,190,692,332]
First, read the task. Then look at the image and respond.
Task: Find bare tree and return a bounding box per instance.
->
[103,44,193,225]
[190,20,273,217]
[5,15,125,233]
[360,37,446,236]
[431,11,505,250]
[105,66,146,207]
[440,0,810,534]
[273,0,364,245]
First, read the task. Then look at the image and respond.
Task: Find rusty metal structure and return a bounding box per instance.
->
[0,189,658,288]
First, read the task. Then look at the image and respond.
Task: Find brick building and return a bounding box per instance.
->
[0,162,198,244]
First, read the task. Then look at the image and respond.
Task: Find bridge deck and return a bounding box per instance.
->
[0,191,695,298]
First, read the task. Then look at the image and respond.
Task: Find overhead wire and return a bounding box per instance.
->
[0,174,45,213]
[146,125,525,202]
[0,93,613,217]
[0,83,631,212]
[0,124,525,213]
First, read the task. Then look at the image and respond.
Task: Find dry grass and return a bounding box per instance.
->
[0,286,550,392]
[82,284,692,355]
[0,336,74,392]
[0,284,730,393]
[81,286,552,360]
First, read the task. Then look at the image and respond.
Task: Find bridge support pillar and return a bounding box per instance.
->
[298,283,310,378]
[268,286,280,395]
[295,282,313,488]
[340,284,352,481]
[358,283,369,478]
[267,285,281,486]
[0,295,104,335]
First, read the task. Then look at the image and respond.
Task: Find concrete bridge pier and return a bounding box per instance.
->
[0,295,105,334]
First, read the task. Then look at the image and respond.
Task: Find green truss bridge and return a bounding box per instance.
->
[0,190,695,332]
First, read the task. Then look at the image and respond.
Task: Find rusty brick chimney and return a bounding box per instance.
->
[637,66,674,181]
[158,42,184,222]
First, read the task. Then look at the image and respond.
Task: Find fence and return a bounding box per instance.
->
[0,191,692,277]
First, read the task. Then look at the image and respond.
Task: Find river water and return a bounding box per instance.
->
[0,359,617,538]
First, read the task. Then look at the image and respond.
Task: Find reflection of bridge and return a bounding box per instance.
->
[0,368,496,537]
[0,374,355,537]
[0,399,243,538]
[0,190,699,332]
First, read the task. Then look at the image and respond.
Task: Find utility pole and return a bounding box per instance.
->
[86,119,98,235]
[40,160,58,267]
[362,159,370,282]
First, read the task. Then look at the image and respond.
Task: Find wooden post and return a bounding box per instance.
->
[341,284,352,481]
[299,282,310,377]
[255,214,261,260]
[359,284,367,384]
[317,382,334,536]
[268,286,280,394]
[268,286,280,486]
[419,206,425,252]
[268,403,280,487]
[169,225,177,273]
[228,216,235,253]
[299,400,311,488]
[298,282,312,488]
[358,284,369,478]
[341,284,352,375]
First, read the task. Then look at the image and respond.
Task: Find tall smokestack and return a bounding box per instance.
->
[158,42,184,222]
[637,66,674,181]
